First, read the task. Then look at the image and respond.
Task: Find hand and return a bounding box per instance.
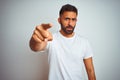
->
[32,23,53,43]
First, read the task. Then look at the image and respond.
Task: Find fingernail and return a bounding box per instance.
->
[44,39,48,42]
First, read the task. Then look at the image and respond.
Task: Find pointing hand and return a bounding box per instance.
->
[32,23,53,43]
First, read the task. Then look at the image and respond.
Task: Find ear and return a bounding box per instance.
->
[58,17,60,24]
[76,18,77,22]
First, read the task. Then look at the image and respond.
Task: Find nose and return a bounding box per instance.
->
[68,19,73,25]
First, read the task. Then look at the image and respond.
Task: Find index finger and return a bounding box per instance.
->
[41,23,53,30]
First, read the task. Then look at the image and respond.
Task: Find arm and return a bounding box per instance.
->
[84,57,96,80]
[29,23,53,52]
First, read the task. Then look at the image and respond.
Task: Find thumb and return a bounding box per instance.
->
[44,32,53,41]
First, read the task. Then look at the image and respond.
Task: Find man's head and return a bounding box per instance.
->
[59,4,78,17]
[58,4,78,36]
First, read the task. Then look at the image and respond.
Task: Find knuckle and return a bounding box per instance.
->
[32,34,36,40]
[36,25,41,30]
[33,30,37,36]
[36,26,39,30]
[32,34,36,38]
[32,34,41,43]
[34,30,37,34]
[33,30,36,34]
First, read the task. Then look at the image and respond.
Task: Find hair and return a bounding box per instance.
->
[59,4,78,16]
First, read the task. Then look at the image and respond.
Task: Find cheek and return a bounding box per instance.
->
[72,21,77,26]
[73,22,76,26]
[63,22,68,26]
[60,20,68,26]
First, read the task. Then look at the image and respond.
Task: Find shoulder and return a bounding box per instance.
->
[75,34,92,47]
[75,33,88,42]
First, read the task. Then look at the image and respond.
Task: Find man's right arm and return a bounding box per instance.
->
[29,23,53,52]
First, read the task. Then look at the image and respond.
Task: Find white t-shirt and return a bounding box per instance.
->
[45,31,93,80]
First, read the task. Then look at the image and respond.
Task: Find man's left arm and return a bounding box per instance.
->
[84,57,96,80]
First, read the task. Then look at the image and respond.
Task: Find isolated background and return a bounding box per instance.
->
[0,0,120,80]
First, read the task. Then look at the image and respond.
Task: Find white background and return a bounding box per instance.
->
[0,0,120,80]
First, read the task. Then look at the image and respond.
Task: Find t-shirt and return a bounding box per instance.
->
[44,31,93,80]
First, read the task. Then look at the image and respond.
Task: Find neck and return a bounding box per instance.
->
[60,30,74,38]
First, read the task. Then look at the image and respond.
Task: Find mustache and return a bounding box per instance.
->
[66,25,74,28]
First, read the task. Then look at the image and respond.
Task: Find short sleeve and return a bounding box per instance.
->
[83,39,93,59]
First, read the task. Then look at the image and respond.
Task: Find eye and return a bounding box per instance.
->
[72,18,77,21]
[65,18,70,21]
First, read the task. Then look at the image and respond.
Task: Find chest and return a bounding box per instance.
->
[51,38,85,61]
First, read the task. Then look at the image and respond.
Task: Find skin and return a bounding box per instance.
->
[58,11,77,37]
[29,11,96,80]
[29,23,53,51]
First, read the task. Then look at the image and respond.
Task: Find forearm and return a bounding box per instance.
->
[84,58,96,80]
[87,69,96,80]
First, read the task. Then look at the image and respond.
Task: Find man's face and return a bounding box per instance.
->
[59,11,77,34]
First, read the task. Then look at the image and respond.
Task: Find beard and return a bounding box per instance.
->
[60,23,75,34]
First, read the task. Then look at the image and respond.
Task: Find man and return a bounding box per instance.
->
[30,4,96,80]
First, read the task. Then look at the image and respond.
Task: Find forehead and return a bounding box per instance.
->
[61,11,77,18]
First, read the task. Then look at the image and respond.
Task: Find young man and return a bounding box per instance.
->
[30,4,96,80]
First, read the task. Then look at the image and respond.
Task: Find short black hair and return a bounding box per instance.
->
[59,4,78,16]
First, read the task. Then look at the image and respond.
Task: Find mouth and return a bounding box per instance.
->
[66,26,74,30]
[66,28,73,30]
[61,24,75,34]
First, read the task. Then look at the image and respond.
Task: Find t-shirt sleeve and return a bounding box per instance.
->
[83,39,93,59]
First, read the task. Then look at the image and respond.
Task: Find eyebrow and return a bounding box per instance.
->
[65,17,77,20]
